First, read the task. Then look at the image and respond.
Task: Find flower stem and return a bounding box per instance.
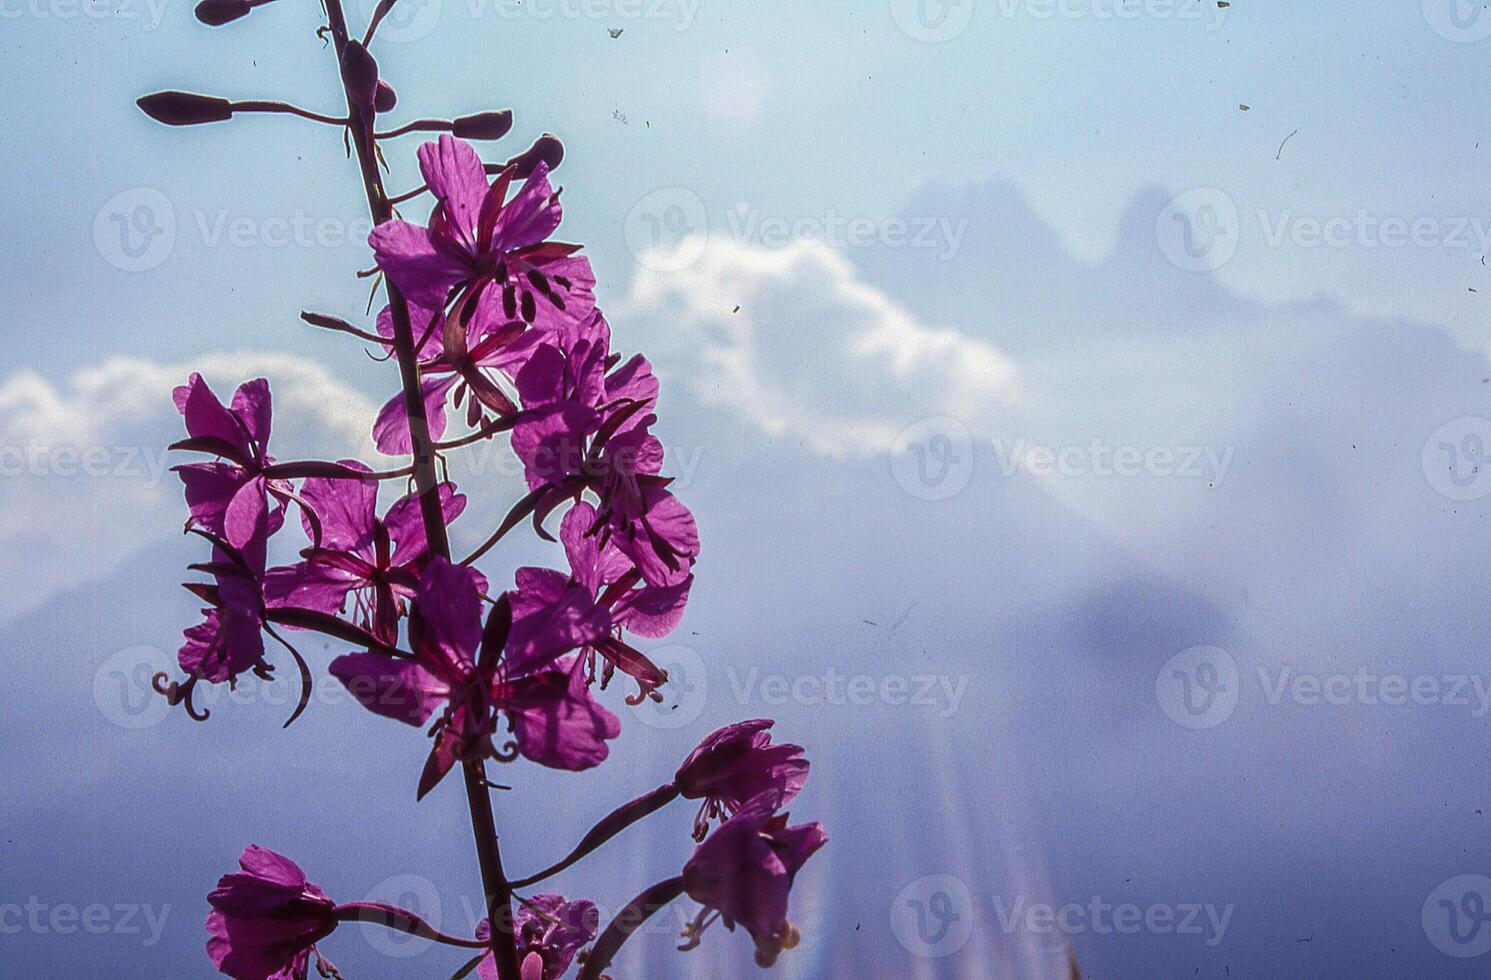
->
[575,876,687,980]
[333,902,488,948]
[318,2,521,978]
[510,783,681,889]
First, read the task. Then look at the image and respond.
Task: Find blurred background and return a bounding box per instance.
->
[4,1,1491,976]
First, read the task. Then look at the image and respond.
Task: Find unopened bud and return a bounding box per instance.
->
[506,133,564,179]
[194,0,251,24]
[340,41,379,114]
[452,110,514,141]
[374,80,398,114]
[137,91,234,126]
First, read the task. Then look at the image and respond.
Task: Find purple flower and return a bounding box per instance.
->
[329,557,620,797]
[206,845,337,980]
[172,374,292,549]
[476,895,598,980]
[179,523,276,684]
[370,297,538,454]
[369,134,595,331]
[680,794,827,968]
[509,311,655,487]
[509,313,698,588]
[675,720,809,840]
[263,464,472,643]
[511,501,690,703]
[591,428,699,589]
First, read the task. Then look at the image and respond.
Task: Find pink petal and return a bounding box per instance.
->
[329,652,451,726]
[369,219,469,307]
[372,375,458,455]
[223,476,269,550]
[505,659,620,771]
[417,135,490,247]
[231,378,273,449]
[298,460,376,553]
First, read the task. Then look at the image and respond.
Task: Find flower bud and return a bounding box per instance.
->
[506,133,564,178]
[374,80,398,114]
[339,41,379,114]
[452,110,514,141]
[194,0,251,24]
[137,91,234,127]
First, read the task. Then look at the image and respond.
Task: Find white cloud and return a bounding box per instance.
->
[0,352,382,623]
[619,239,1024,456]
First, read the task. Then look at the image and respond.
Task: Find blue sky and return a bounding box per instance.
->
[6,1,1491,977]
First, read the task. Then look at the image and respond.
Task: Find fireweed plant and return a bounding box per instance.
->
[136,4,827,978]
